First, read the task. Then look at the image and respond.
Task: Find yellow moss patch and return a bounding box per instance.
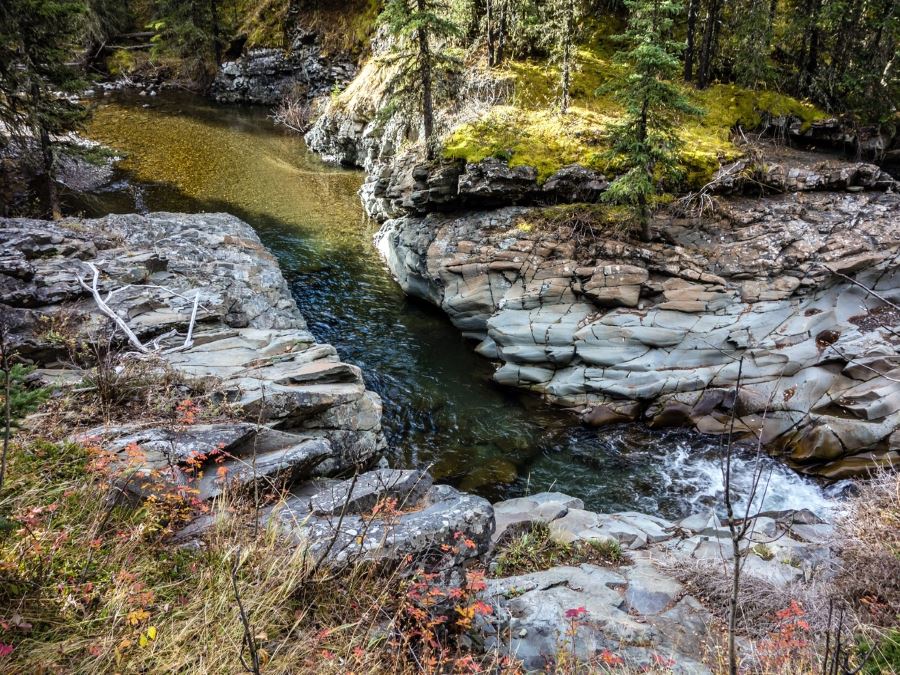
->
[443,42,826,187]
[444,106,614,183]
[239,0,289,48]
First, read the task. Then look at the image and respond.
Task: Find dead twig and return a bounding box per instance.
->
[230,551,262,675]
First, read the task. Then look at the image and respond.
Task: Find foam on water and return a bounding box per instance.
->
[658,442,843,520]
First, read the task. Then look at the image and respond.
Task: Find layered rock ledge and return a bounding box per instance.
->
[1,212,383,475]
[211,30,356,106]
[375,190,900,478]
[1,212,497,573]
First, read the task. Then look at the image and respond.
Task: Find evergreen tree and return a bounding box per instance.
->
[695,0,723,87]
[0,0,88,220]
[149,0,223,82]
[601,0,699,242]
[683,0,699,80]
[729,0,773,88]
[550,0,581,114]
[379,0,462,160]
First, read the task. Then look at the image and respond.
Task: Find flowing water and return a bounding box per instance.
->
[77,91,841,519]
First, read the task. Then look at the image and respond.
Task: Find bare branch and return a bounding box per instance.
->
[78,263,149,353]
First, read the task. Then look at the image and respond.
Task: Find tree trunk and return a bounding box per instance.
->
[561,0,573,114]
[639,97,650,242]
[800,0,822,92]
[486,0,495,66]
[416,0,435,160]
[496,0,507,65]
[697,0,721,88]
[30,78,60,220]
[210,0,222,64]
[684,0,699,81]
[39,124,60,220]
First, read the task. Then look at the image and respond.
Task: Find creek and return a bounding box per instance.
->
[77,91,841,518]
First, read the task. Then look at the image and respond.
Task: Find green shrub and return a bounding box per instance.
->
[106,48,136,76]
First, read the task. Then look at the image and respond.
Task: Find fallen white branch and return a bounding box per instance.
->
[78,263,205,355]
[78,262,149,353]
[184,291,200,349]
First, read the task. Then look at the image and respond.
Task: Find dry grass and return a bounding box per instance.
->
[272,85,317,135]
[0,363,516,673]
[833,471,900,628]
[666,473,900,674]
[0,436,509,673]
[492,522,626,577]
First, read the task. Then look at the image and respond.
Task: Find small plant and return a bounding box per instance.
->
[1,325,48,493]
[751,543,774,561]
[756,600,813,672]
[493,522,627,577]
[586,537,624,564]
[106,49,136,76]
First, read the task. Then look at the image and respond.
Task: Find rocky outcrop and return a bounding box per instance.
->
[0,213,503,577]
[482,492,834,672]
[375,191,900,477]
[211,30,356,105]
[712,151,895,194]
[266,469,494,568]
[1,213,383,475]
[785,116,899,159]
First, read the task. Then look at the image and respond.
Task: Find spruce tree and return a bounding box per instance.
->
[379,0,462,160]
[149,0,223,82]
[0,0,88,220]
[601,0,699,242]
[730,0,774,88]
[550,0,581,114]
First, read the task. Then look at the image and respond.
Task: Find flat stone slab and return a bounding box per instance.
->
[270,481,494,568]
[308,469,433,516]
[492,492,584,543]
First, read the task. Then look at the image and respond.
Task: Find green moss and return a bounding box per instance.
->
[239,0,289,48]
[695,83,825,132]
[107,48,136,76]
[442,39,826,188]
[443,106,611,182]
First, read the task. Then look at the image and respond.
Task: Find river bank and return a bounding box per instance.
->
[0,209,853,673]
[303,44,900,482]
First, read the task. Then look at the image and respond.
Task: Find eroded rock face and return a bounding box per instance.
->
[375,192,900,476]
[211,32,356,106]
[0,213,384,474]
[713,155,894,194]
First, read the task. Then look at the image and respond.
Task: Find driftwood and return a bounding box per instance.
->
[78,262,149,353]
[77,262,203,354]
